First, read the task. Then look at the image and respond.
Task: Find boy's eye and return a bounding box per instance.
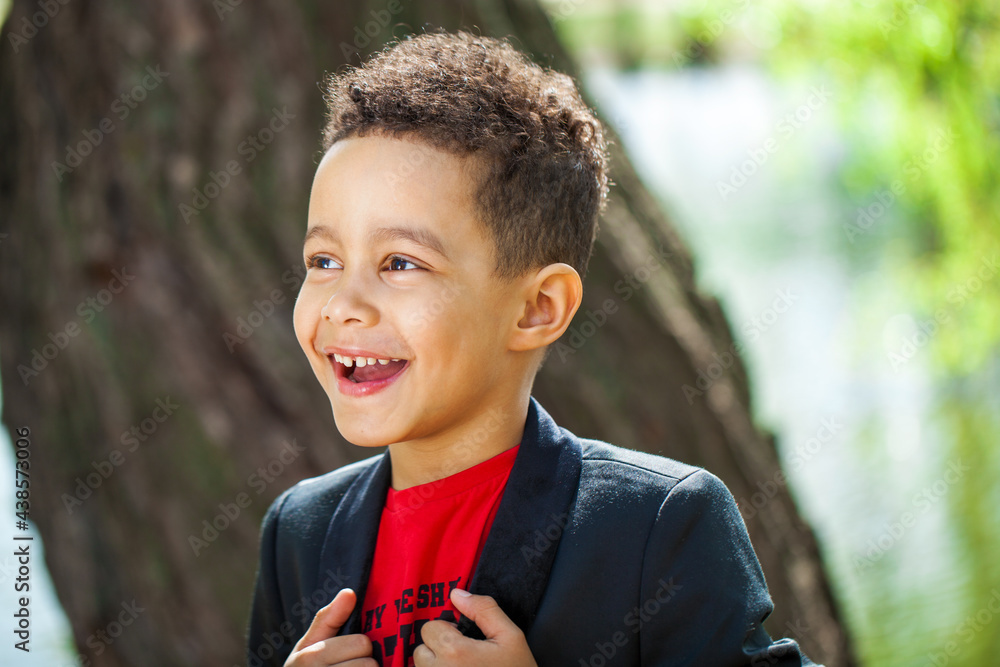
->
[386,255,420,271]
[306,255,341,270]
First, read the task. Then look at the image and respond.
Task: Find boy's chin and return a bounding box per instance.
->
[329,406,397,449]
[343,434,394,449]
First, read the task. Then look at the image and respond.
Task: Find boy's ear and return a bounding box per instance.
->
[508,263,583,352]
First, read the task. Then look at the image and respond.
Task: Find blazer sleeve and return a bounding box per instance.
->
[247,486,296,667]
[638,469,821,667]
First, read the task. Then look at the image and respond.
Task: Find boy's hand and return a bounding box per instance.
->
[414,588,537,667]
[285,588,377,667]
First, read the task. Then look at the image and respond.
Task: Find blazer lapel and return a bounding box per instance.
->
[319,395,583,639]
[456,396,582,638]
[319,447,392,636]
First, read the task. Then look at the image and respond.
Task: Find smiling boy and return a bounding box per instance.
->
[248,29,819,667]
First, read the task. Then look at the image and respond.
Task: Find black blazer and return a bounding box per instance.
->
[247,396,820,666]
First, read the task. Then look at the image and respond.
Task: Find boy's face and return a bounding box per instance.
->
[294,134,527,448]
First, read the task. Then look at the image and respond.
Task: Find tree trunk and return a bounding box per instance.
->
[0,0,853,665]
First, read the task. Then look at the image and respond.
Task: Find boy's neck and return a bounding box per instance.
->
[387,394,530,491]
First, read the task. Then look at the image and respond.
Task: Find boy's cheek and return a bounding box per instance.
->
[291,297,315,355]
[291,300,303,339]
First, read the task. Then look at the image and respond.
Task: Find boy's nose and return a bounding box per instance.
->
[320,276,379,326]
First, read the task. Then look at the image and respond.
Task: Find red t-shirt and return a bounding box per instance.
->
[360,443,520,667]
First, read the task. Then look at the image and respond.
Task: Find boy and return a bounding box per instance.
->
[248,29,819,667]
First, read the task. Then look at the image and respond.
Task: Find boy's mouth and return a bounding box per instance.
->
[331,353,409,384]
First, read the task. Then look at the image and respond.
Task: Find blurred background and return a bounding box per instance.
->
[1,0,998,665]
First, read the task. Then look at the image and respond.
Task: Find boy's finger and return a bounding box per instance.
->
[298,634,376,666]
[418,619,464,656]
[293,588,357,650]
[448,588,521,641]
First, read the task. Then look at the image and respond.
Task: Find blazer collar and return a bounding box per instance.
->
[320,395,583,638]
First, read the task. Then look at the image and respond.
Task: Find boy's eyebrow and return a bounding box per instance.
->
[303,225,336,245]
[303,224,450,260]
[370,225,450,260]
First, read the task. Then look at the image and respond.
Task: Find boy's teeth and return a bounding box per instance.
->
[333,353,401,367]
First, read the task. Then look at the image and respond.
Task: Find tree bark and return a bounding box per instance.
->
[0,0,853,665]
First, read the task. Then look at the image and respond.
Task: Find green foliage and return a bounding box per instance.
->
[545,0,1000,665]
[765,0,1000,375]
[763,4,1000,663]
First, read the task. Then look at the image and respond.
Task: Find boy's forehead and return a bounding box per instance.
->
[311,135,480,213]
[306,135,494,257]
[303,137,504,274]
[317,134,482,186]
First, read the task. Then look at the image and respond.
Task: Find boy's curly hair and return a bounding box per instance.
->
[320,29,611,281]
